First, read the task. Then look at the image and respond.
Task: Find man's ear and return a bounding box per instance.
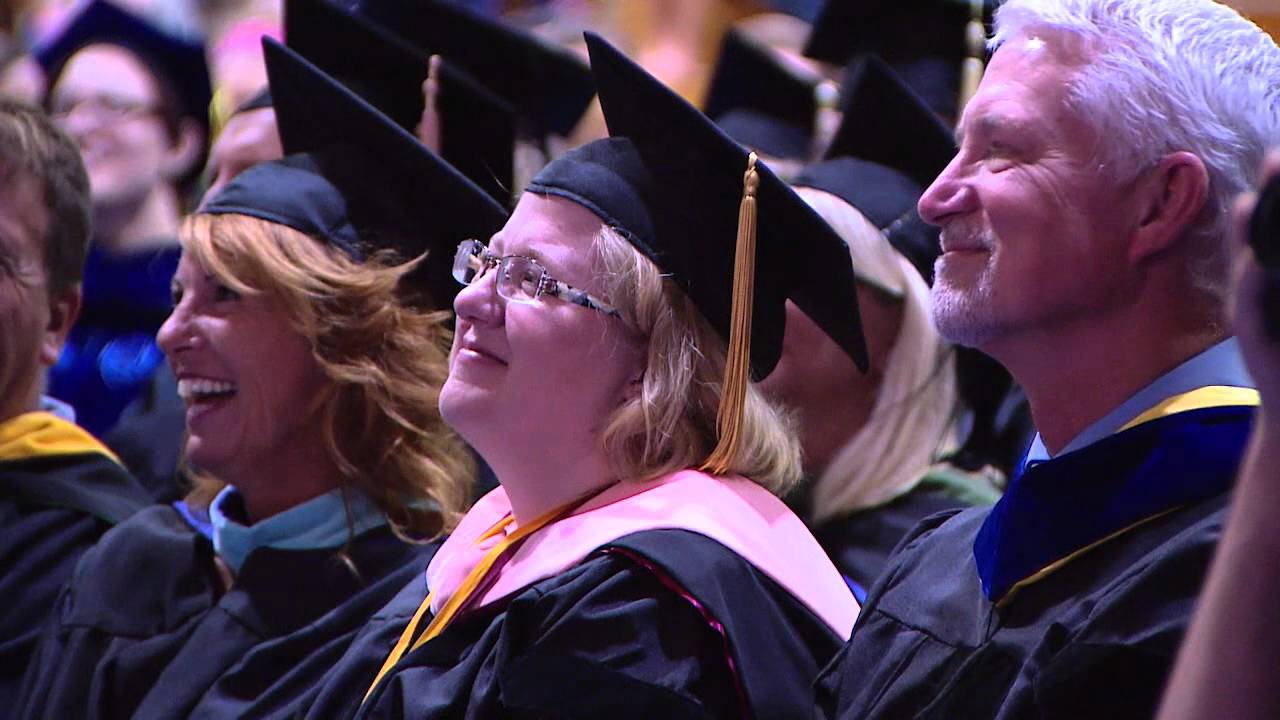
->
[40,284,81,367]
[1129,151,1210,264]
[162,117,206,181]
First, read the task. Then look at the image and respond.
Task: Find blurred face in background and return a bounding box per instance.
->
[0,55,46,105]
[48,44,183,209]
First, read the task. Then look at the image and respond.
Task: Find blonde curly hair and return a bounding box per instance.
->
[180,212,474,539]
[591,226,804,496]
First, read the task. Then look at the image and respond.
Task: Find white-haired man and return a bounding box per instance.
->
[815,1,1280,718]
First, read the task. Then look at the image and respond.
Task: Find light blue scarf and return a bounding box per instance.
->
[210,485,388,573]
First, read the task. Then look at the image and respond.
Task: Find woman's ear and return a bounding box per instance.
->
[620,368,645,404]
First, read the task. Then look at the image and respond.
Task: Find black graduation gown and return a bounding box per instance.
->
[105,364,187,503]
[815,404,1254,719]
[812,467,1002,602]
[307,528,844,720]
[0,451,149,710]
[16,504,440,720]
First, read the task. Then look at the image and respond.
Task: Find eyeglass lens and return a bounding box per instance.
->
[451,240,544,304]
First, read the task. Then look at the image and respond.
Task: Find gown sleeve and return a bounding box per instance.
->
[13,506,217,720]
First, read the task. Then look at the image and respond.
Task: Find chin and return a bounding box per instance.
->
[89,176,152,211]
[184,437,233,480]
[439,382,498,443]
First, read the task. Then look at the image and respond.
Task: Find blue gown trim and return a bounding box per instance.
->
[172,500,215,540]
[210,486,388,573]
[974,404,1254,603]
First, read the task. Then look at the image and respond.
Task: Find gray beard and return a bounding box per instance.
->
[930,263,999,349]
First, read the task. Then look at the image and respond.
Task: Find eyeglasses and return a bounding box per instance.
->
[49,94,160,124]
[452,239,621,318]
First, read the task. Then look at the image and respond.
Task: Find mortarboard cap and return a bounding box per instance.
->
[792,54,956,282]
[201,38,508,307]
[704,28,821,161]
[529,32,870,392]
[353,0,594,138]
[285,0,515,205]
[528,33,867,469]
[714,110,812,162]
[803,0,998,120]
[36,0,212,132]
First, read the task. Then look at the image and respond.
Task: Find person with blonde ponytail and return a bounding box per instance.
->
[761,56,1003,601]
[789,186,962,521]
[15,41,507,720]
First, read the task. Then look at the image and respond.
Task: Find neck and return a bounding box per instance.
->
[483,439,617,525]
[223,439,343,524]
[93,185,182,254]
[987,308,1226,455]
[0,376,43,428]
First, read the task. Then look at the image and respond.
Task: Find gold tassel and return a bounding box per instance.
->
[958,0,988,116]
[700,153,759,476]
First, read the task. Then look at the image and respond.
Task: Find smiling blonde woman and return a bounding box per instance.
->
[15,41,507,720]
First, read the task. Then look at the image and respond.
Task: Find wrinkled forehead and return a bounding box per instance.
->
[957,31,1094,143]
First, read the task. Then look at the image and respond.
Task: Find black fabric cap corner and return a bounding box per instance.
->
[715,110,813,163]
[803,0,999,119]
[529,32,867,377]
[354,0,594,137]
[234,87,273,115]
[285,0,515,205]
[704,28,818,160]
[202,38,509,307]
[792,55,955,283]
[826,55,956,188]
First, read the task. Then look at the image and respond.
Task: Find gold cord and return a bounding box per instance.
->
[701,152,759,475]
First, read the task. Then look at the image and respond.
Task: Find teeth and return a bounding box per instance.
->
[177,378,238,400]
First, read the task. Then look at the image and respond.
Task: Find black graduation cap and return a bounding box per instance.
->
[792,54,956,282]
[528,33,867,469]
[285,0,515,205]
[35,0,212,134]
[714,111,811,162]
[353,0,594,138]
[803,0,999,120]
[528,33,866,470]
[704,28,821,161]
[201,38,508,307]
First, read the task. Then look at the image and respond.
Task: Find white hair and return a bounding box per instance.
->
[992,0,1280,308]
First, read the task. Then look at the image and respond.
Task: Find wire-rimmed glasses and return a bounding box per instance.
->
[452,239,621,318]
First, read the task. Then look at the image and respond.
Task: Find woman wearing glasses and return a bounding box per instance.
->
[15,44,506,720]
[307,34,860,720]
